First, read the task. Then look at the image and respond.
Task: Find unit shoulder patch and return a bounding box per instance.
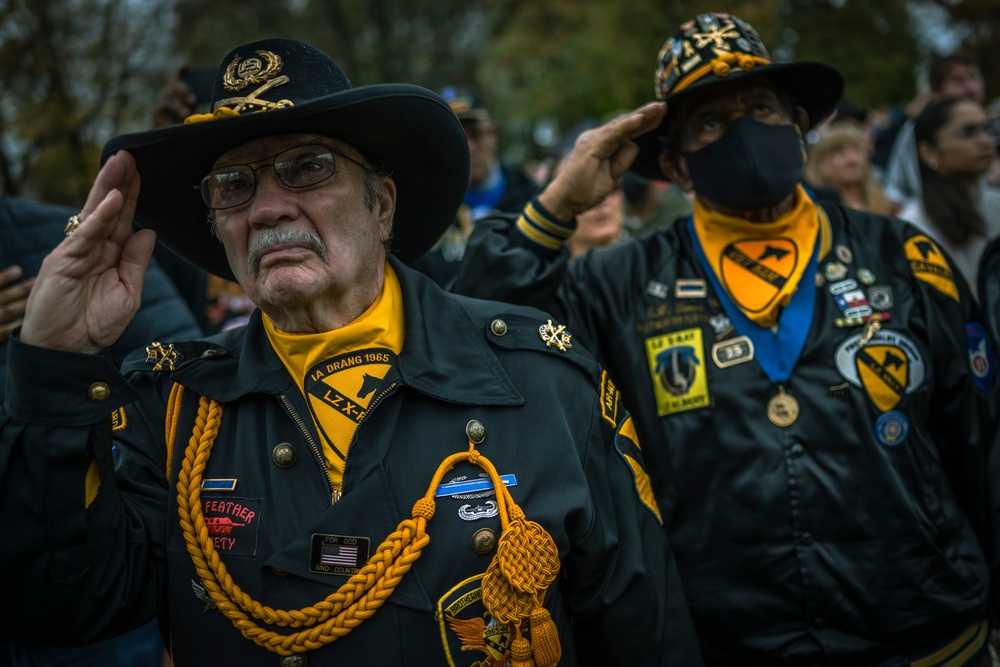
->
[615,416,662,523]
[904,234,960,302]
[834,329,926,412]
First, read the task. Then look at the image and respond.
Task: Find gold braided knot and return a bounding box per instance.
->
[172,396,561,661]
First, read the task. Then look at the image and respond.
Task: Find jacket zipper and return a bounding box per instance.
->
[279,383,399,506]
[279,393,338,505]
[342,382,399,480]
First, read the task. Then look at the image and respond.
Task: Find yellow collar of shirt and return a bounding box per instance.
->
[263,262,405,488]
[692,185,824,328]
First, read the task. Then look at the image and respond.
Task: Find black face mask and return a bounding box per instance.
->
[682,115,804,211]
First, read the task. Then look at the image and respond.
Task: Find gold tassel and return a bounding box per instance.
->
[529,607,561,667]
[510,633,536,667]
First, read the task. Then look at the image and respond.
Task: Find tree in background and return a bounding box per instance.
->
[0,0,172,204]
[0,0,975,203]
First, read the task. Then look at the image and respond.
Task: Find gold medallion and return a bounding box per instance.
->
[767,390,799,427]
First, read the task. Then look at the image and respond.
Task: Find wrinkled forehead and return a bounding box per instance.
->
[213,132,363,168]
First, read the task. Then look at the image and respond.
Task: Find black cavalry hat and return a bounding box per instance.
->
[102,38,470,280]
[631,13,844,180]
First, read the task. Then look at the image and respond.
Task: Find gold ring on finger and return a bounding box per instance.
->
[64,214,82,236]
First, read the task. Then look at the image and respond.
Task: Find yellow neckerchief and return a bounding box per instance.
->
[264,263,404,489]
[692,185,819,328]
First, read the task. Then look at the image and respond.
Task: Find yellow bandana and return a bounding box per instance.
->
[692,185,819,328]
[265,263,405,489]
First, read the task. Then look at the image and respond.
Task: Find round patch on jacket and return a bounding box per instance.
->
[835,330,926,412]
[874,410,909,446]
[966,323,996,392]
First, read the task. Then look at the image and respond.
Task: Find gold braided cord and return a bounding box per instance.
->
[164,382,185,483]
[670,53,772,96]
[175,396,550,657]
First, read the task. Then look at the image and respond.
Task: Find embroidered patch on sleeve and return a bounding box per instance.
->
[904,234,960,302]
[645,327,710,416]
[110,407,127,431]
[615,416,663,523]
[600,370,621,427]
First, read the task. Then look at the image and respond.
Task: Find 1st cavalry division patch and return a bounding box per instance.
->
[904,234,959,302]
[835,329,926,412]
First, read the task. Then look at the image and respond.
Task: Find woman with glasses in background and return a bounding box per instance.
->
[897,96,1000,300]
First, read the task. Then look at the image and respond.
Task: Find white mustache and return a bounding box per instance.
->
[247,228,329,275]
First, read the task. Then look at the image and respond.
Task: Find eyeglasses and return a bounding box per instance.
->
[200,144,369,210]
[949,124,998,141]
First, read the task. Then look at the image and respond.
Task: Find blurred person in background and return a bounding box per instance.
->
[880,50,987,207]
[896,97,1000,300]
[805,124,894,215]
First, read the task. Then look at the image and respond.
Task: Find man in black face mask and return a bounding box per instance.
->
[452,11,1000,667]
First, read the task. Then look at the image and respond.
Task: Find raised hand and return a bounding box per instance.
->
[539,102,666,222]
[0,266,35,345]
[20,152,156,354]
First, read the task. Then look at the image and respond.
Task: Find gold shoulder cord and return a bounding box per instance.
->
[171,395,562,666]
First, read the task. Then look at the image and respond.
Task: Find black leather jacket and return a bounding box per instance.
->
[453,200,1000,666]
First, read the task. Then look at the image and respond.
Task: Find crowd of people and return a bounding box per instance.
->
[0,9,998,667]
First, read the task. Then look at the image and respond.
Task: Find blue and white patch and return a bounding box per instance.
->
[874,410,909,446]
[966,323,995,392]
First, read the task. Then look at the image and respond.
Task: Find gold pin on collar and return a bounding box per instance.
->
[538,320,573,352]
[145,342,182,372]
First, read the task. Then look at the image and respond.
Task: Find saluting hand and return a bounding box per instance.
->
[539,102,666,222]
[20,152,156,354]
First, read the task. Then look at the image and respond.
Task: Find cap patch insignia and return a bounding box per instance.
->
[615,416,662,523]
[223,50,283,92]
[539,320,572,351]
[905,234,959,302]
[645,327,710,416]
[966,323,995,391]
[720,238,797,312]
[835,329,926,412]
[438,574,515,667]
[309,534,370,576]
[145,342,182,371]
[875,410,909,446]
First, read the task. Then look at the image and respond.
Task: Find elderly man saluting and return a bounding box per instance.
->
[0,39,703,666]
[453,13,1000,667]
